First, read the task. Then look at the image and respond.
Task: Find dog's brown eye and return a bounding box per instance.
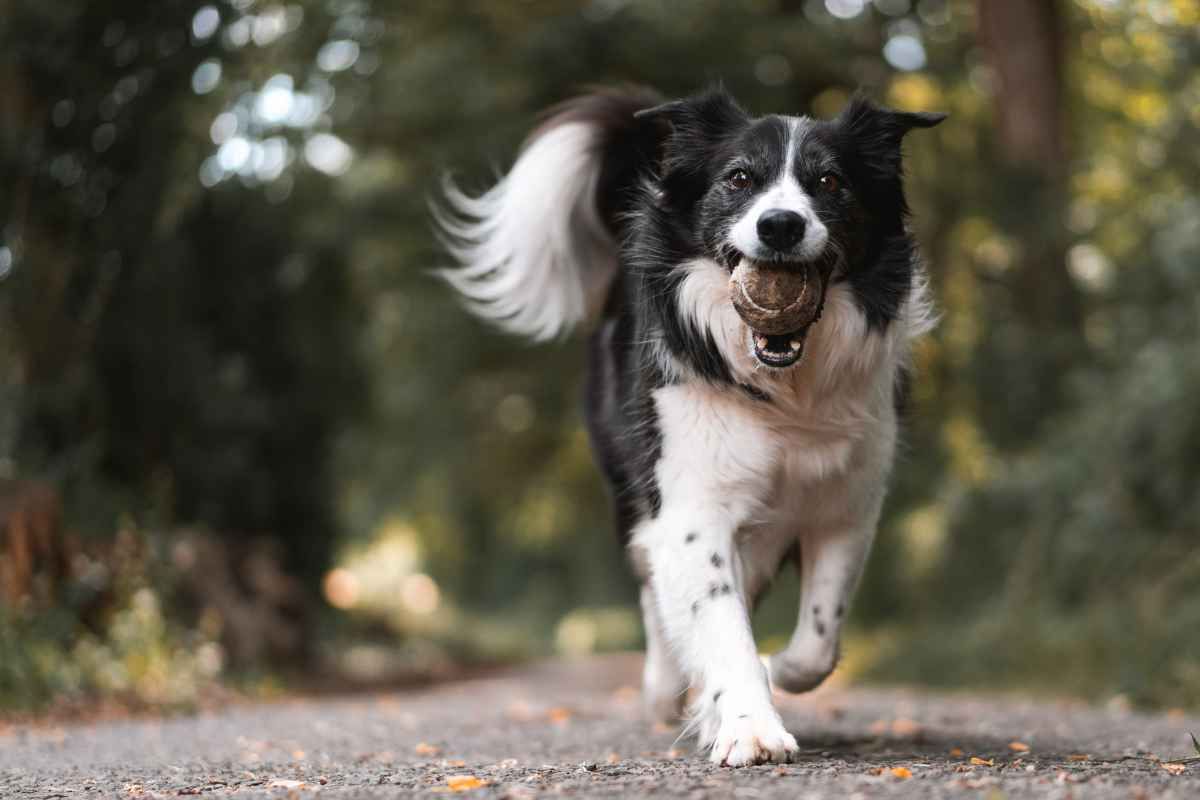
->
[726,169,751,191]
[819,174,840,193]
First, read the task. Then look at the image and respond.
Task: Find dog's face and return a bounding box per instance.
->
[640,90,944,368]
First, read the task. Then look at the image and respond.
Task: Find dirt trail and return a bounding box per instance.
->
[2,654,1198,798]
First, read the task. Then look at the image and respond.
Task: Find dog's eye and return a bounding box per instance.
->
[818,174,841,193]
[726,169,752,191]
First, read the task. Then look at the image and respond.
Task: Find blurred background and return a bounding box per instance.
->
[1,0,1198,716]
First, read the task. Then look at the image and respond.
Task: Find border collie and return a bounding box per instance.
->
[435,86,944,767]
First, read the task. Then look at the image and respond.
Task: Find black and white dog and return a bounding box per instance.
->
[435,86,944,766]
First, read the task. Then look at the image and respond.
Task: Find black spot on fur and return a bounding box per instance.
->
[712,690,723,704]
[815,620,827,637]
[685,532,697,544]
[691,600,701,615]
[709,583,720,599]
[836,604,844,619]
[710,552,723,568]
[720,583,732,595]
[813,605,821,616]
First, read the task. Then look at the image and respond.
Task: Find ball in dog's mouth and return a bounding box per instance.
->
[730,260,826,368]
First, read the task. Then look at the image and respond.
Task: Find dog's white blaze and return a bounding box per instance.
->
[434,122,616,341]
[728,118,829,261]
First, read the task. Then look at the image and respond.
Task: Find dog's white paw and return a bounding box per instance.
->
[708,710,798,767]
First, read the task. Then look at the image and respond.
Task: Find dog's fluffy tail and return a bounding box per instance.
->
[434,87,664,341]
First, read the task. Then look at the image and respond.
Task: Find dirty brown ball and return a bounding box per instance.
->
[730,262,824,335]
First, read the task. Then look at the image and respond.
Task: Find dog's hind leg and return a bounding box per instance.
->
[639,585,687,723]
[767,525,875,694]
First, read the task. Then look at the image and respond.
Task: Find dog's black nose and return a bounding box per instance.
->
[756,209,806,252]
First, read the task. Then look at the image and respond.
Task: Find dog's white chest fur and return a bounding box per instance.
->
[649,279,906,598]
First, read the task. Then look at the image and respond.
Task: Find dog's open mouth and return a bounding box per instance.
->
[730,259,827,369]
[752,329,808,368]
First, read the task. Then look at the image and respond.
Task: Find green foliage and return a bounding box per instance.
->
[0,532,223,712]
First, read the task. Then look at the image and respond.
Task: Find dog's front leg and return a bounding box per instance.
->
[639,510,797,766]
[633,385,797,767]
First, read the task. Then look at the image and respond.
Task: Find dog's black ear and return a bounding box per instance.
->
[634,86,749,177]
[836,92,946,175]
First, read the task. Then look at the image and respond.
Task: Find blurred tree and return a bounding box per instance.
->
[976,0,1082,441]
[0,0,363,613]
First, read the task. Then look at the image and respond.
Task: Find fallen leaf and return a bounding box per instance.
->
[267,780,304,789]
[970,757,995,767]
[892,719,923,736]
[415,742,442,756]
[891,766,913,779]
[1067,754,1090,762]
[506,702,535,722]
[1161,762,1186,776]
[868,720,888,735]
[446,775,486,791]
[547,707,572,724]
[949,747,964,757]
[291,750,306,760]
[606,753,620,764]
[611,686,638,703]
[1008,741,1030,752]
[443,759,466,767]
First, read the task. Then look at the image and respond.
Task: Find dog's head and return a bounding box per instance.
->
[637,88,944,368]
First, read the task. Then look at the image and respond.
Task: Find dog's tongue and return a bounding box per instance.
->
[730,261,824,335]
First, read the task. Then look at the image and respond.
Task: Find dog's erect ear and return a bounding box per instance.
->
[836,92,946,174]
[634,86,748,131]
[634,86,749,176]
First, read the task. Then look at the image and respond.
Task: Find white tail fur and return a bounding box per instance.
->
[434,122,618,341]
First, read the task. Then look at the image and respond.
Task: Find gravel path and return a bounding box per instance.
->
[2,654,1198,798]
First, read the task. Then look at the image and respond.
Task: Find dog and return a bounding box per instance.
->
[434,85,944,767]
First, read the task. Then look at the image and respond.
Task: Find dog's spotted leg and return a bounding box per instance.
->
[768,525,875,694]
[633,384,797,767]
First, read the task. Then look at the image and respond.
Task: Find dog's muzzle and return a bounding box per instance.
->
[730,260,828,368]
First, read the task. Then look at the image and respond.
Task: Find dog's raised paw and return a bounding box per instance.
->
[709,713,798,767]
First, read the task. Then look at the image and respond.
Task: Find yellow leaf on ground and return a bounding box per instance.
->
[1008,741,1030,752]
[949,747,964,757]
[446,775,486,791]
[415,742,441,756]
[970,757,995,767]
[1161,762,1186,776]
[547,707,572,724]
[891,767,913,779]
[1067,754,1090,761]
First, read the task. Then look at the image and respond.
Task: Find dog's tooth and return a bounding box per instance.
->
[755,334,769,350]
[789,337,803,352]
